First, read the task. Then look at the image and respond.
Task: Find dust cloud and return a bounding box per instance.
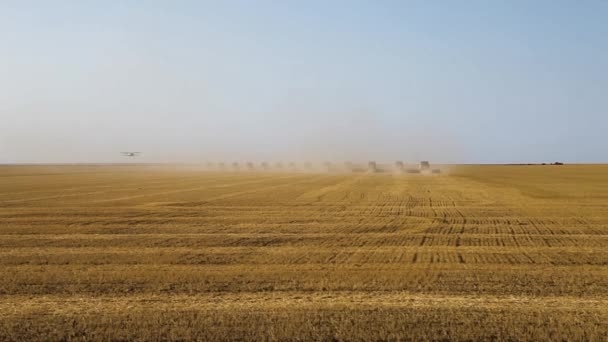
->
[0,94,465,167]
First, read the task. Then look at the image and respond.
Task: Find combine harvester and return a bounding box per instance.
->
[400,161,441,174]
[419,161,430,171]
[419,161,441,174]
[368,161,378,173]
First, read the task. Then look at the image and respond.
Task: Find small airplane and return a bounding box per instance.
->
[121,152,142,157]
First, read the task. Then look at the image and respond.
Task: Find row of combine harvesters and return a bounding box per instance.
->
[202,161,441,174]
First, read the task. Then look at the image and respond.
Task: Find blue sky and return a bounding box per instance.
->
[1,1,607,163]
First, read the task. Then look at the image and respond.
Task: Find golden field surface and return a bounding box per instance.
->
[1,164,608,341]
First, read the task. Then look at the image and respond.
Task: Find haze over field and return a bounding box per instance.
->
[1,1,607,164]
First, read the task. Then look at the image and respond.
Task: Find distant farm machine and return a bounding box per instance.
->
[121,152,141,157]
[201,160,442,174]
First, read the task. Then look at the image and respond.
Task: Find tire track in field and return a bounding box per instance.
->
[158,175,332,207]
[0,174,211,198]
[0,174,258,205]
[91,174,305,204]
[294,175,365,205]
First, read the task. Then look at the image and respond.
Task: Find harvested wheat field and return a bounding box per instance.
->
[1,164,608,341]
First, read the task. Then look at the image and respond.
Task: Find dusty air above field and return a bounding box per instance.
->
[197,160,444,174]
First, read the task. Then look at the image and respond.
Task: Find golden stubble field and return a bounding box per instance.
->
[1,164,607,341]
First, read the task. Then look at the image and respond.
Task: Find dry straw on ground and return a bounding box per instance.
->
[0,164,607,341]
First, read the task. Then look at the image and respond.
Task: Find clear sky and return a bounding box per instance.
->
[1,1,607,164]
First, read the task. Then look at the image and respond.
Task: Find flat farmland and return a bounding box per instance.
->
[1,164,608,341]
